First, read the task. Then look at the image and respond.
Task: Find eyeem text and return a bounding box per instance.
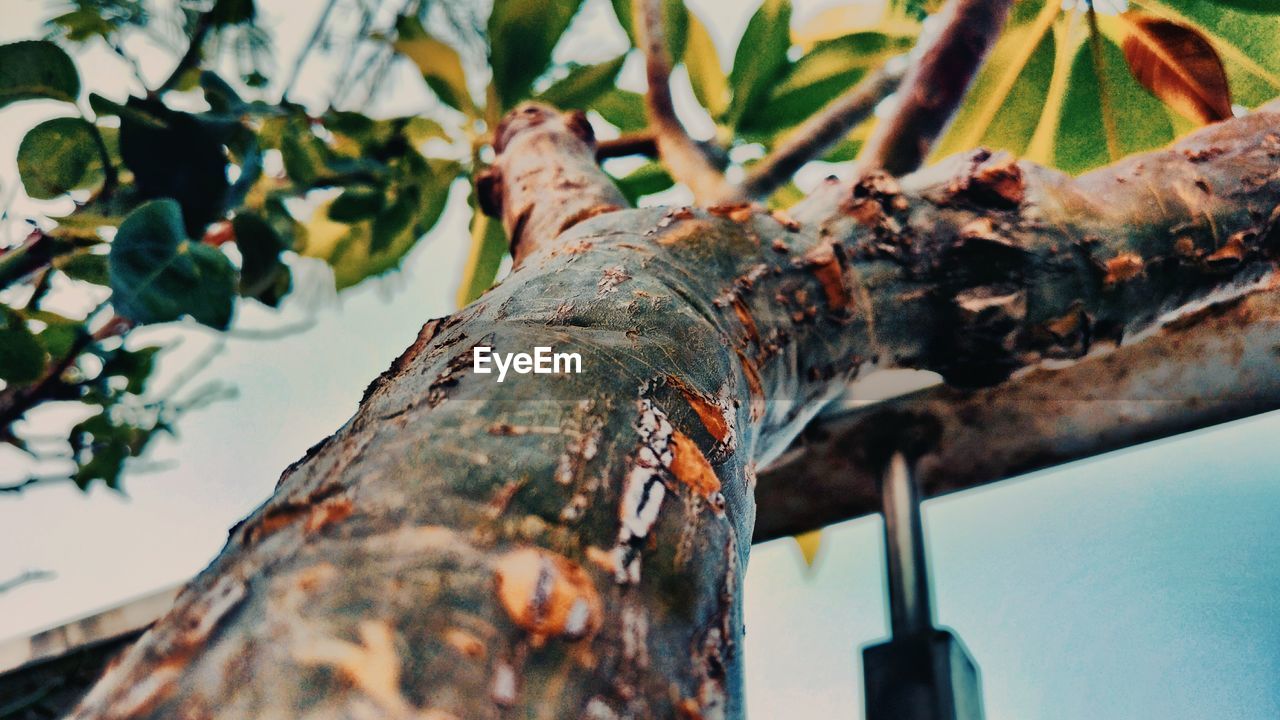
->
[473,346,583,382]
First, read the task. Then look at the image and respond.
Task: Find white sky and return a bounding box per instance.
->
[1,2,1278,718]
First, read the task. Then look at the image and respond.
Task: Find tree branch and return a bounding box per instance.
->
[739,59,906,200]
[634,0,737,203]
[0,313,132,434]
[474,103,629,265]
[66,97,1280,719]
[856,0,1015,176]
[595,131,658,160]
[755,282,1280,541]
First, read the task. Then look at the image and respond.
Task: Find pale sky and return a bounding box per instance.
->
[1,2,1277,718]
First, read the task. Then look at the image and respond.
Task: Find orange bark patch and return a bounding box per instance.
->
[736,350,766,422]
[295,563,338,592]
[493,548,602,643]
[844,198,885,226]
[667,430,722,502]
[294,621,407,713]
[444,628,486,660]
[670,378,732,445]
[731,297,760,346]
[1206,232,1247,266]
[770,209,801,231]
[707,202,759,223]
[970,156,1025,207]
[585,546,617,575]
[1103,252,1145,285]
[304,495,353,533]
[678,698,706,719]
[802,242,851,312]
[655,219,714,245]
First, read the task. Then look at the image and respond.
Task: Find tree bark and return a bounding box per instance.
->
[755,281,1280,541]
[72,102,1280,719]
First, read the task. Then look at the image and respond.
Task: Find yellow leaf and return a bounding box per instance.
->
[792,5,917,50]
[793,529,823,568]
[455,210,509,306]
[299,199,349,262]
[394,34,474,115]
[1024,12,1084,165]
[685,9,730,120]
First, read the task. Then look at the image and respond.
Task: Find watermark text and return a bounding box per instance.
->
[473,346,582,382]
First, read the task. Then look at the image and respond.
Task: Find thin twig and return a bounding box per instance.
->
[739,60,907,200]
[329,0,382,107]
[856,0,1015,176]
[0,310,132,433]
[159,8,217,92]
[0,569,55,592]
[110,40,152,94]
[283,0,341,100]
[634,0,737,203]
[0,476,68,494]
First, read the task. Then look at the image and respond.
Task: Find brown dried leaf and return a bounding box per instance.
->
[1122,16,1232,125]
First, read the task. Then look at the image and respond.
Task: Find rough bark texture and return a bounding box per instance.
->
[71,102,1280,719]
[755,281,1280,541]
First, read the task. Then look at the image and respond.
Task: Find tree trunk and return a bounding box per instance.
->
[72,102,1280,719]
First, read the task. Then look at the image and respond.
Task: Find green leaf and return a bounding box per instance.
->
[118,98,229,235]
[35,313,81,360]
[56,251,111,285]
[727,0,791,128]
[1053,30,1175,175]
[17,117,105,200]
[0,40,80,109]
[456,209,509,306]
[684,9,730,120]
[210,0,256,26]
[0,307,45,385]
[328,185,386,222]
[1203,0,1280,14]
[488,0,584,109]
[301,157,459,289]
[109,200,238,329]
[48,8,114,42]
[200,71,246,113]
[278,116,332,188]
[538,55,627,109]
[614,161,674,203]
[395,16,474,114]
[71,413,126,490]
[741,31,915,136]
[610,0,687,58]
[231,213,290,305]
[592,88,647,130]
[932,4,1060,161]
[101,346,160,394]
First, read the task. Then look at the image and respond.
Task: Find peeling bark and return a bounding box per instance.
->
[73,103,1280,719]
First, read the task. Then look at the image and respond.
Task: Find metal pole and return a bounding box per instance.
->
[881,451,933,637]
